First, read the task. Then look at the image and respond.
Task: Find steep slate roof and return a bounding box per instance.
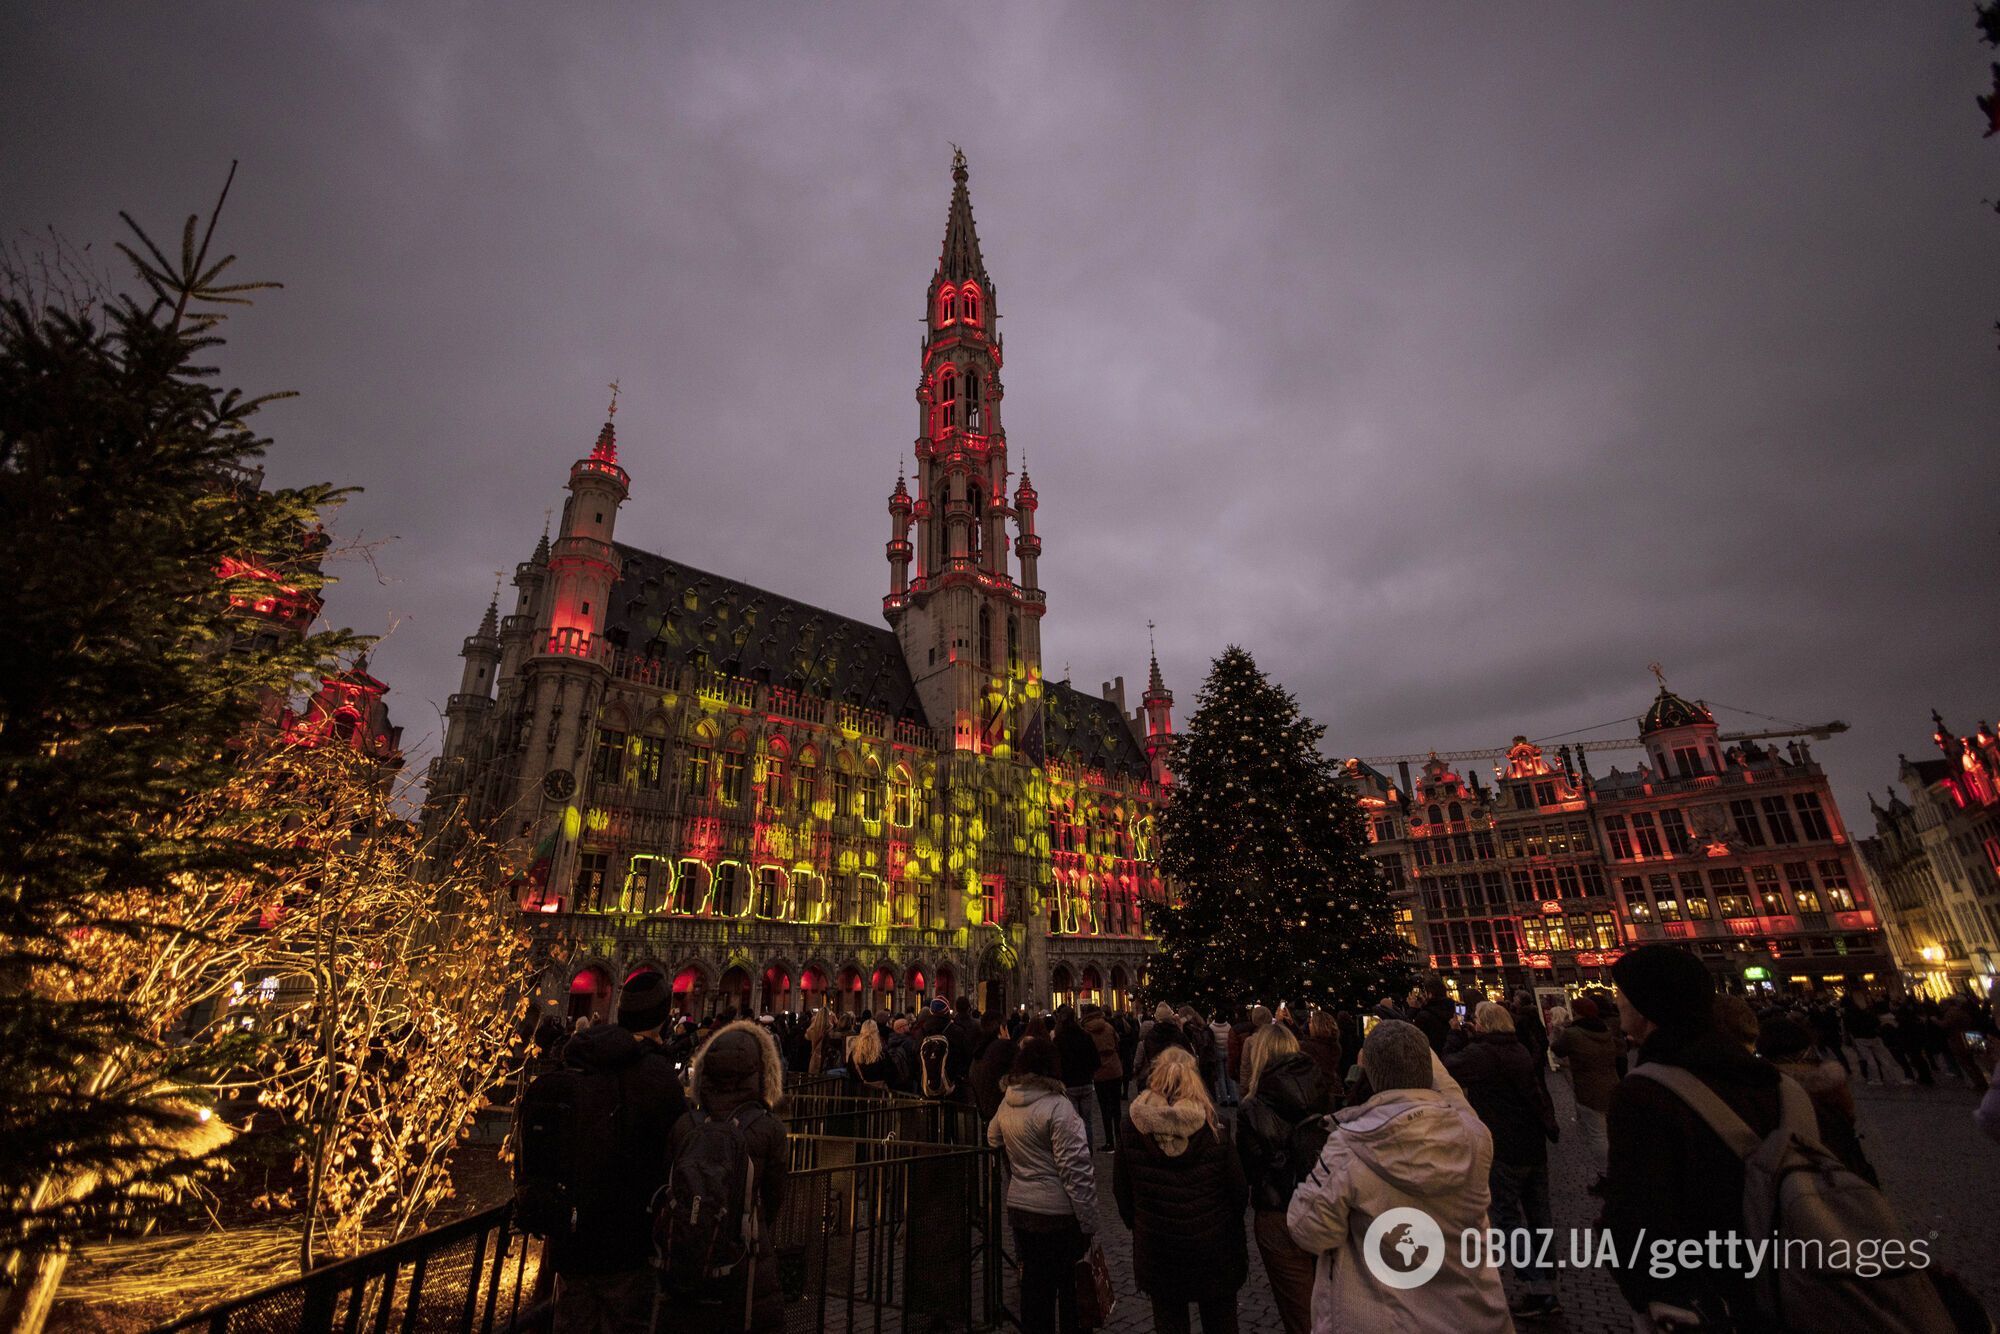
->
[605,543,925,722]
[1045,681,1151,781]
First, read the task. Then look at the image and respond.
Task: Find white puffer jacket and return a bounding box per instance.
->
[1287,1053,1514,1333]
[986,1074,1097,1226]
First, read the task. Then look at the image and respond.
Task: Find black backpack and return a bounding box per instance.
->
[513,1064,628,1242]
[919,1034,955,1098]
[1284,1113,1331,1194]
[653,1105,766,1300]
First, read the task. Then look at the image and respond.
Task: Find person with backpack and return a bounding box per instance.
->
[659,1019,790,1334]
[987,1037,1097,1334]
[1286,1020,1511,1333]
[1604,945,1958,1333]
[516,971,687,1334]
[1234,1022,1331,1334]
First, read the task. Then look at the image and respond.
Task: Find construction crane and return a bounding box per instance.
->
[1353,720,1848,769]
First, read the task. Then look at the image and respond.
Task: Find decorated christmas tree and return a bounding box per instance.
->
[1148,645,1407,1014]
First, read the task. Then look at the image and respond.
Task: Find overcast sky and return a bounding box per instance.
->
[5,3,1996,826]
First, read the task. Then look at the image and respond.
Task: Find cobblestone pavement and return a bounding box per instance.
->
[1020,1066,1998,1333]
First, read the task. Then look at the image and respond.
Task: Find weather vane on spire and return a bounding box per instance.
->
[1148,620,1158,656]
[1649,661,1667,687]
[607,378,621,419]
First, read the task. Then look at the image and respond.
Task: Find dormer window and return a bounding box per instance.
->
[960,284,981,325]
[937,285,957,326]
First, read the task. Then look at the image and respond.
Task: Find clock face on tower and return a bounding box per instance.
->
[543,769,576,802]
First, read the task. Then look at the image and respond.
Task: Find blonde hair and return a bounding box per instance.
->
[1145,1046,1219,1132]
[848,1018,884,1068]
[1242,1021,1299,1102]
[1473,1001,1515,1033]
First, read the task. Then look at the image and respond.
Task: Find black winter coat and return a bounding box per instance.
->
[1412,997,1458,1054]
[1443,1030,1556,1166]
[1602,1028,1783,1323]
[1233,1052,1332,1212]
[968,1036,1017,1123]
[1112,1098,1248,1302]
[1054,1023,1099,1088]
[1133,1019,1191,1086]
[543,1024,688,1276]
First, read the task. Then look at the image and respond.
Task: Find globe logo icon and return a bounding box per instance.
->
[1362,1206,1447,1290]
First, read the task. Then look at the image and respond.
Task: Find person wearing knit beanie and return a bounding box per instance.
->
[617,970,672,1033]
[1609,944,1714,1039]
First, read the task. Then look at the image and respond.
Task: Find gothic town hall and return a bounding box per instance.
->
[425,154,1173,1024]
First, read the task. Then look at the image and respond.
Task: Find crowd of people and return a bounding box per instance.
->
[518,957,1999,1334]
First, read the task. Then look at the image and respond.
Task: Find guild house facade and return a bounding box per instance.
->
[425,154,1172,1023]
[1345,683,1893,1000]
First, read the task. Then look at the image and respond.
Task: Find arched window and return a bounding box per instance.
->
[965,373,982,431]
[967,483,982,559]
[1428,804,1444,826]
[1007,615,1019,671]
[1449,802,1463,823]
[937,285,957,326]
[937,366,958,432]
[978,606,993,669]
[960,284,981,325]
[889,767,914,827]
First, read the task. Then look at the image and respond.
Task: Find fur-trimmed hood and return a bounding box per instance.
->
[1128,1090,1211,1157]
[691,1019,785,1114]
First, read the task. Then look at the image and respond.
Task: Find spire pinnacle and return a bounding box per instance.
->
[1145,621,1169,699]
[533,511,551,564]
[936,147,987,286]
[478,572,502,637]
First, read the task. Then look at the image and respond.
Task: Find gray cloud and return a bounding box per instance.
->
[3,2,1994,824]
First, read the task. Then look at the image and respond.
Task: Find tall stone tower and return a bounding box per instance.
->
[505,402,630,883]
[885,150,1044,754]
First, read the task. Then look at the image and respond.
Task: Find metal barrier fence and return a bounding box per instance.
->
[148,1204,548,1334]
[774,1135,1008,1334]
[150,1088,1007,1334]
[781,1091,985,1147]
